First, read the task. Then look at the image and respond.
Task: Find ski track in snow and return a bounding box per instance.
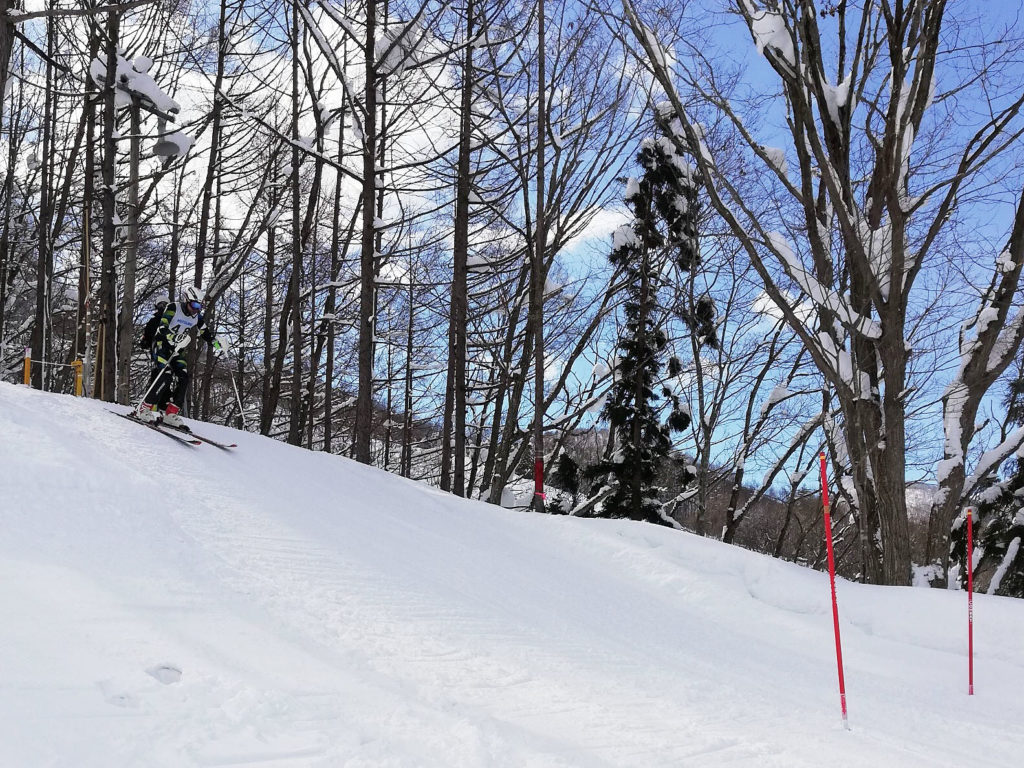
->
[1,382,1023,767]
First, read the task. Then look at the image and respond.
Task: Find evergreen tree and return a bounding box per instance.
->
[546,452,581,514]
[951,354,1024,597]
[586,126,709,525]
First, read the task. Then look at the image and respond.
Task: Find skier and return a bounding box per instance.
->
[135,286,225,427]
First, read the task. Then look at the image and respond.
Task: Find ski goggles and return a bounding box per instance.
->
[188,300,203,312]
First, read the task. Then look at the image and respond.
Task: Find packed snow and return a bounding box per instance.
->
[1,382,1023,767]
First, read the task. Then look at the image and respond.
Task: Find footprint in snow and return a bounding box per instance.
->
[97,680,139,708]
[146,663,183,685]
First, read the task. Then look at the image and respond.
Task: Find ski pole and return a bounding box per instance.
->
[136,352,177,408]
[136,336,189,408]
[229,368,246,430]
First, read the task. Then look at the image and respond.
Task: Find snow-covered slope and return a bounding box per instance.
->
[1,382,1022,768]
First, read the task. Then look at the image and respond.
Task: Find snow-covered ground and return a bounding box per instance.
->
[1,381,1022,768]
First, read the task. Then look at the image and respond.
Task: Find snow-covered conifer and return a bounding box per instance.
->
[586,124,711,525]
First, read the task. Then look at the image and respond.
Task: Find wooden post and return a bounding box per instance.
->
[71,359,83,396]
[23,346,30,385]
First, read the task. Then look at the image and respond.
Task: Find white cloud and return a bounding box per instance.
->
[563,206,631,254]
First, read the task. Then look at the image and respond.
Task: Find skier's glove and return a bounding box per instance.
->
[212,337,228,356]
[173,335,191,352]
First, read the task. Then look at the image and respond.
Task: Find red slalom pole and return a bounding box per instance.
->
[819,452,850,729]
[966,507,974,696]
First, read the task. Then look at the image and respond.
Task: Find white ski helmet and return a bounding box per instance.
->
[183,285,206,305]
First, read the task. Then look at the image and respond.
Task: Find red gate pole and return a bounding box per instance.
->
[819,452,850,729]
[966,506,974,696]
[534,458,545,502]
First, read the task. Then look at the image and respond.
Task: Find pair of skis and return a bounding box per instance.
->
[112,411,237,449]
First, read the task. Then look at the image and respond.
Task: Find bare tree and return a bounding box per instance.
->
[440,0,476,494]
[619,0,1024,585]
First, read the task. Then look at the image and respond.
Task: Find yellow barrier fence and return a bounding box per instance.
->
[21,351,85,396]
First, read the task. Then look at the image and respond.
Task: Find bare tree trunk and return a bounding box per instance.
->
[287,0,304,445]
[488,316,534,505]
[199,168,223,419]
[0,3,14,132]
[75,25,100,389]
[0,77,16,347]
[168,168,180,300]
[384,337,393,469]
[96,9,120,402]
[234,271,246,428]
[353,0,378,463]
[30,7,54,390]
[268,254,297,437]
[531,0,547,512]
[115,103,140,404]
[443,0,474,495]
[306,226,317,450]
[401,267,414,477]
[466,357,498,496]
[0,43,25,367]
[194,0,228,290]
[187,0,228,417]
[323,112,345,453]
[259,179,279,435]
[481,265,531,502]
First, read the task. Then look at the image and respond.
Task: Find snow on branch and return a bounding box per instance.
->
[90,53,180,115]
[822,74,853,127]
[939,252,1024,492]
[989,538,1022,595]
[962,425,1024,500]
[766,231,882,339]
[635,18,673,72]
[937,380,970,489]
[987,309,1024,376]
[739,0,796,71]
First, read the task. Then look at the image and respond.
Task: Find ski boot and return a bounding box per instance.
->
[135,402,159,423]
[162,403,185,429]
